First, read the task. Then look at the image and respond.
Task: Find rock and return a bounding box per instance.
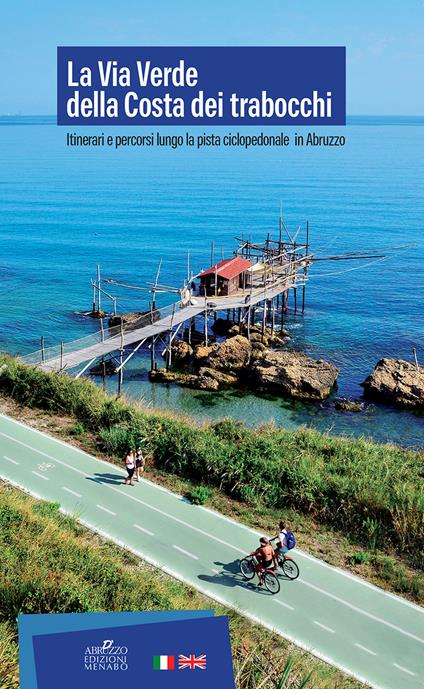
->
[108,311,158,330]
[251,342,267,354]
[192,343,217,364]
[207,335,252,373]
[86,310,107,319]
[169,340,193,364]
[251,351,339,400]
[198,367,239,387]
[149,369,219,391]
[334,398,363,413]
[362,358,424,409]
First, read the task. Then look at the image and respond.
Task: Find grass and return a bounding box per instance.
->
[0,483,360,689]
[0,354,423,563]
[187,485,212,504]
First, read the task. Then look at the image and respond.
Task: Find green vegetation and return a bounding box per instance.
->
[187,485,212,505]
[0,484,357,689]
[69,421,85,436]
[1,355,423,569]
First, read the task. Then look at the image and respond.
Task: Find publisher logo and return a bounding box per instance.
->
[84,639,128,672]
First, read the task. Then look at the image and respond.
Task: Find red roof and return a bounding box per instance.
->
[199,257,253,281]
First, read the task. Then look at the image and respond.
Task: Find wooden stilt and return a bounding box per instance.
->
[152,336,157,371]
[166,305,176,371]
[294,287,297,314]
[102,359,106,392]
[166,330,172,371]
[204,298,208,346]
[97,265,102,314]
[261,301,267,341]
[150,335,155,371]
[413,347,419,371]
[117,348,123,397]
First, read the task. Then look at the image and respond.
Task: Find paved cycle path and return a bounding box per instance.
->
[0,413,423,689]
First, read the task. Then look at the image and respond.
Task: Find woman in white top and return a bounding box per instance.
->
[276,520,288,554]
[135,447,145,482]
[123,450,135,486]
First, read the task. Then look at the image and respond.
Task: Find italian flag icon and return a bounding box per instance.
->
[153,655,175,670]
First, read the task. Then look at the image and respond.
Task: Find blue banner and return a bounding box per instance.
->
[57,46,345,126]
[19,610,214,689]
[32,616,235,688]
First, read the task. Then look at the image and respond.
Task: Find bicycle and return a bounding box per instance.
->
[274,551,300,580]
[270,536,300,580]
[239,554,281,594]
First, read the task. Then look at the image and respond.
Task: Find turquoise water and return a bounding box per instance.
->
[0,116,423,448]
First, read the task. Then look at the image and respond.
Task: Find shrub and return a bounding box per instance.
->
[1,354,423,560]
[349,551,370,565]
[69,422,85,436]
[187,486,212,505]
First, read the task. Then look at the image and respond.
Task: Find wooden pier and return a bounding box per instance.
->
[20,214,312,379]
[21,216,403,388]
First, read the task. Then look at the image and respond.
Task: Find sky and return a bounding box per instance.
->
[1,0,423,115]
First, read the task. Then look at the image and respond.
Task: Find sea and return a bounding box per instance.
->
[0,116,423,449]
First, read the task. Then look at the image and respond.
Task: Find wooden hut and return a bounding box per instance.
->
[198,257,253,297]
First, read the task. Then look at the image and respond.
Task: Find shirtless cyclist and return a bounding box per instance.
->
[250,537,278,585]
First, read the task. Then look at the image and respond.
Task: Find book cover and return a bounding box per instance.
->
[0,4,422,689]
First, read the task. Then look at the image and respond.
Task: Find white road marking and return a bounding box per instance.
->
[393,663,416,677]
[3,413,424,623]
[63,487,82,498]
[1,422,424,650]
[301,579,424,645]
[211,568,220,574]
[0,431,89,477]
[133,524,154,537]
[275,599,295,611]
[173,545,199,560]
[96,504,116,516]
[32,471,49,481]
[354,643,377,656]
[0,471,410,689]
[0,428,242,553]
[3,455,19,465]
[314,621,335,634]
[108,484,243,554]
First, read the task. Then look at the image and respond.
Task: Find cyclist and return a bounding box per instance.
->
[275,521,289,555]
[250,537,277,585]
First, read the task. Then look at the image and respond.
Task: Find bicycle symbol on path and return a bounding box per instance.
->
[37,462,55,472]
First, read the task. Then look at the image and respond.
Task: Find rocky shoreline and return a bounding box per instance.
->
[150,326,340,401]
[362,358,424,410]
[147,321,424,411]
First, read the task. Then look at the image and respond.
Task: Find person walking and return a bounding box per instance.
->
[135,446,145,482]
[123,450,135,486]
